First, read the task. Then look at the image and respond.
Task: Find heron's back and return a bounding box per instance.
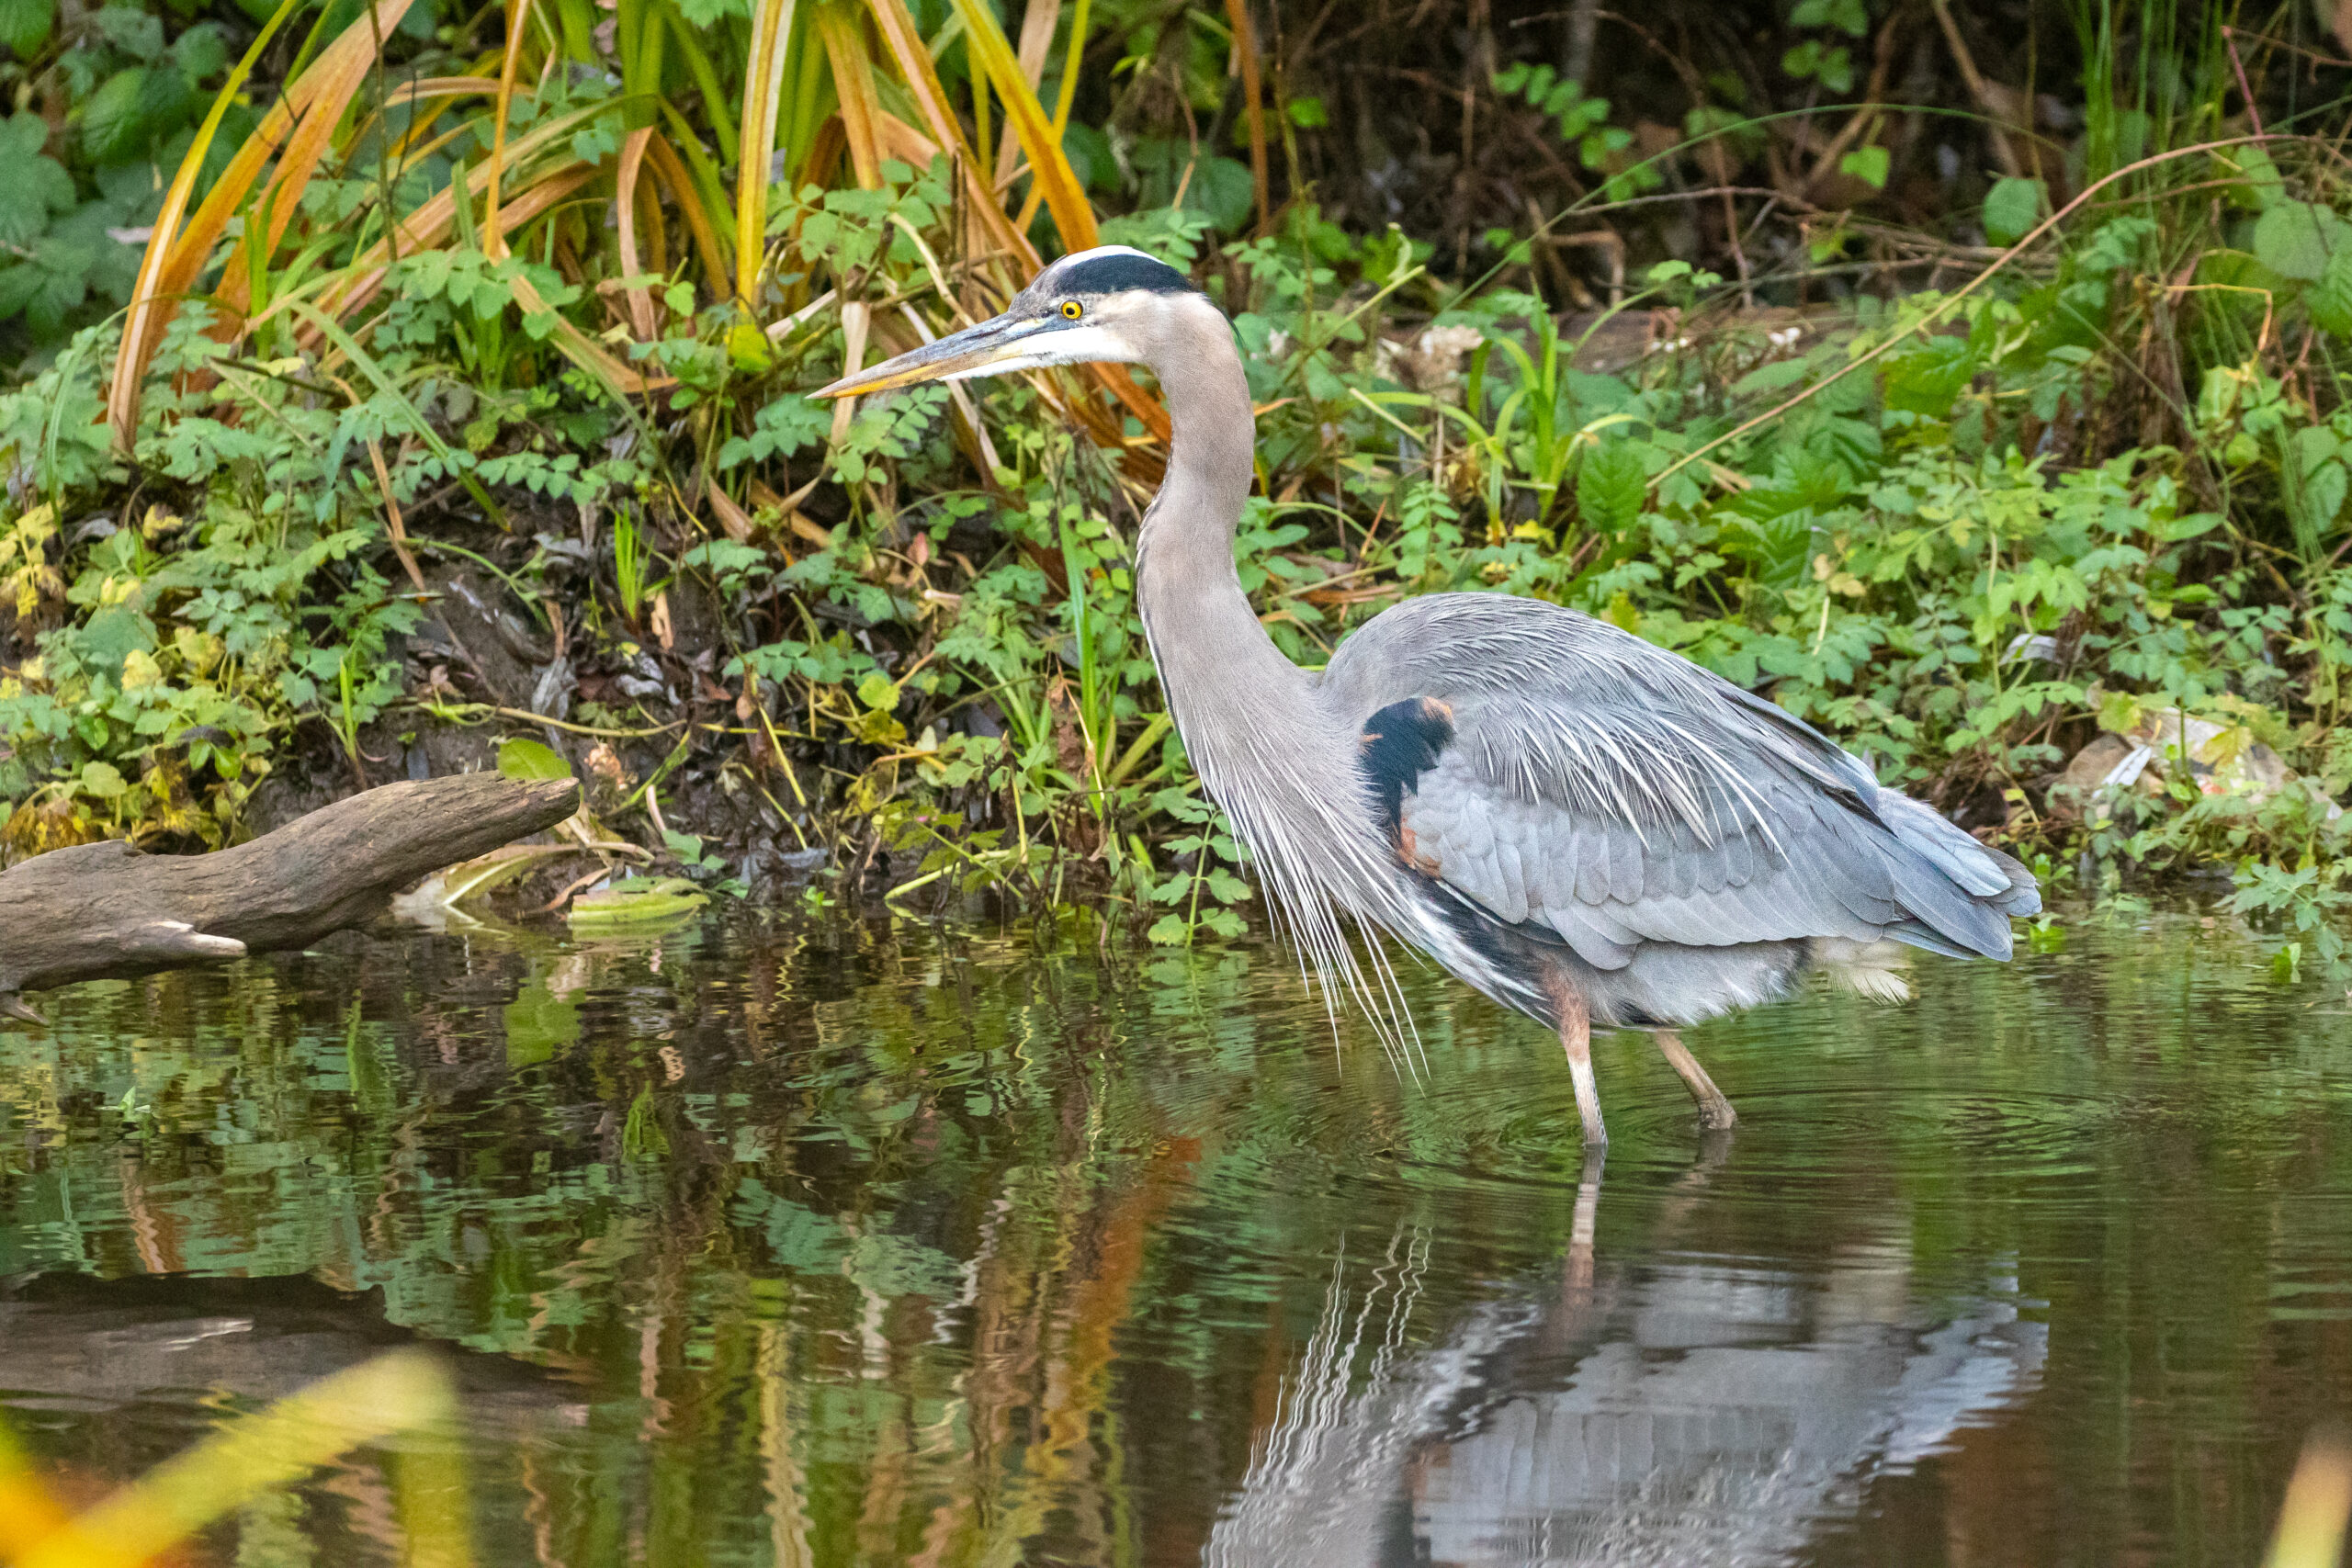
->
[1318,593,2039,1027]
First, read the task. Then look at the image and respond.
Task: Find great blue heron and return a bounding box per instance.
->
[817,246,2041,1146]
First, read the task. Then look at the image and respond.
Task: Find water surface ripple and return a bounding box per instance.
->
[0,911,2345,1565]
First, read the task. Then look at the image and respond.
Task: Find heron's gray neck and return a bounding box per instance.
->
[1133,337,1312,733]
[1128,309,1417,1009]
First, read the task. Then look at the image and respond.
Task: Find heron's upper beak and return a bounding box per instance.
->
[812,310,1057,400]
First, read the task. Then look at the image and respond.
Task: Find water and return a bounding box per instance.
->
[0,910,2346,1566]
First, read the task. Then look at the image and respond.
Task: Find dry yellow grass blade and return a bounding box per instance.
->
[1223,0,1270,232]
[9,1351,460,1568]
[865,0,1023,261]
[828,297,871,443]
[944,0,1093,252]
[480,0,539,257]
[512,268,674,395]
[359,75,501,164]
[616,126,662,339]
[734,0,799,303]
[215,16,422,326]
[1012,0,1089,234]
[645,132,731,295]
[876,110,939,169]
[993,0,1058,191]
[815,4,885,189]
[311,161,598,342]
[0,1419,72,1559]
[308,104,606,322]
[919,0,1165,446]
[107,0,413,447]
[2266,1429,2352,1568]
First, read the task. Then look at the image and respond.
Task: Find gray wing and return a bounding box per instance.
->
[1327,593,2040,971]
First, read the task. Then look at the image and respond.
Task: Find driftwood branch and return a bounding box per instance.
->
[0,773,581,1019]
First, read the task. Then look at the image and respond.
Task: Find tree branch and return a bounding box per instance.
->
[0,773,582,1020]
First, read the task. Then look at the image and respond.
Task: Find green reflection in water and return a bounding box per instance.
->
[0,912,2345,1566]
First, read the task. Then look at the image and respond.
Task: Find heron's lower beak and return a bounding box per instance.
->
[812,311,1053,400]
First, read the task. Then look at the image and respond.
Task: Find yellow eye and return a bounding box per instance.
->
[1059,299,1083,320]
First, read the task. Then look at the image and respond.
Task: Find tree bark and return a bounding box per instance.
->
[0,773,581,1019]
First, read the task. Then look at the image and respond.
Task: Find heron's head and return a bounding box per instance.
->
[813,246,1210,400]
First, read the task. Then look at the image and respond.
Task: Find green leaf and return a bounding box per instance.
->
[2096,689,2143,735]
[168,21,227,81]
[1204,869,1250,903]
[1792,0,1867,34]
[503,980,579,1066]
[0,0,52,59]
[79,67,151,164]
[0,115,74,249]
[80,761,126,799]
[2312,246,2352,338]
[1576,440,1647,533]
[2254,201,2349,282]
[1983,177,2046,247]
[497,737,573,782]
[2285,430,2347,558]
[1730,357,1813,399]
[1285,96,1327,129]
[1146,913,1193,946]
[568,876,709,931]
[856,671,899,712]
[1838,145,1889,191]
[77,62,190,164]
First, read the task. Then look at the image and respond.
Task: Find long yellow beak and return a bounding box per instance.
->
[811,311,1056,400]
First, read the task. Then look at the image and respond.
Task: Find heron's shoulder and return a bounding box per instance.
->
[1322,590,1882,803]
[1339,589,1600,639]
[1323,591,1680,708]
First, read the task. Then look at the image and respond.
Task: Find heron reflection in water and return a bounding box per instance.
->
[819,248,2040,1145]
[1197,1207,2046,1566]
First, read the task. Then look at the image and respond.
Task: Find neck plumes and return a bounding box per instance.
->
[1130,308,1414,1032]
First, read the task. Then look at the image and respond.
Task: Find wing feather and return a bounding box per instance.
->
[1346,592,2040,972]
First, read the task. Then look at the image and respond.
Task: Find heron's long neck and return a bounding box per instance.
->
[1131,330,1411,1008]
[1133,345,1312,737]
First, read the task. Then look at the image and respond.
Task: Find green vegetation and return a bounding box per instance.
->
[0,0,2350,969]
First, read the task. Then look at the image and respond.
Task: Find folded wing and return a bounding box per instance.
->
[1333,596,2040,972]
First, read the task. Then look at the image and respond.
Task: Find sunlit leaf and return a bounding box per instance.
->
[569,876,709,931]
[2255,200,2350,282]
[2310,247,2352,338]
[1838,144,1889,191]
[1576,440,1647,534]
[497,737,573,782]
[1983,176,2046,247]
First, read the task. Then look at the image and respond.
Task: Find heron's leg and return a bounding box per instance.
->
[1552,984,1607,1148]
[1654,1030,1737,1131]
[1566,1146,1604,1292]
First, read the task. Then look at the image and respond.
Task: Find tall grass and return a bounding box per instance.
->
[102,0,1162,460]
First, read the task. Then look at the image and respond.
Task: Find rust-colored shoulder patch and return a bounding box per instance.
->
[1396,823,1443,877]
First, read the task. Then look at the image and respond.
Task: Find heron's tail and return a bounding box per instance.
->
[1870,788,2043,960]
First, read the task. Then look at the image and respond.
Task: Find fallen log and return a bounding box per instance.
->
[0,773,581,1022]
